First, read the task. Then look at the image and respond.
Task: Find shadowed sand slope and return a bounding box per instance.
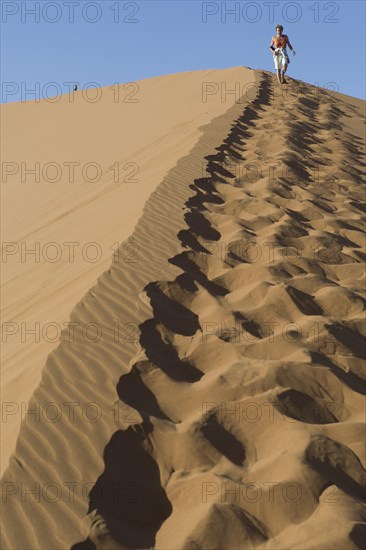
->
[1,70,366,550]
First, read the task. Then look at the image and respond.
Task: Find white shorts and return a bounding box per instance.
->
[274,48,290,70]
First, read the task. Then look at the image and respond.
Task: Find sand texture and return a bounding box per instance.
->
[1,68,365,549]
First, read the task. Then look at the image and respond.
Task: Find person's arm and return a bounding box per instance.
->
[287,37,296,55]
[269,37,275,51]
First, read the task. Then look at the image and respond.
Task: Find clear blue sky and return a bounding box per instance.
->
[1,0,365,103]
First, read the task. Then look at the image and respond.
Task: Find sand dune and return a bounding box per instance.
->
[1,66,254,475]
[1,69,365,549]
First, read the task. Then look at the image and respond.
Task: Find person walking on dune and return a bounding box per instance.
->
[269,24,296,84]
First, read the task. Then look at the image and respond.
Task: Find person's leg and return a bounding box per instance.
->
[274,52,282,84]
[281,63,288,83]
[282,51,290,83]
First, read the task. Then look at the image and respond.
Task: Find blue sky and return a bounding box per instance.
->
[1,0,365,103]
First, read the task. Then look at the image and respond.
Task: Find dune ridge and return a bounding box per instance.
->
[1,70,366,549]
